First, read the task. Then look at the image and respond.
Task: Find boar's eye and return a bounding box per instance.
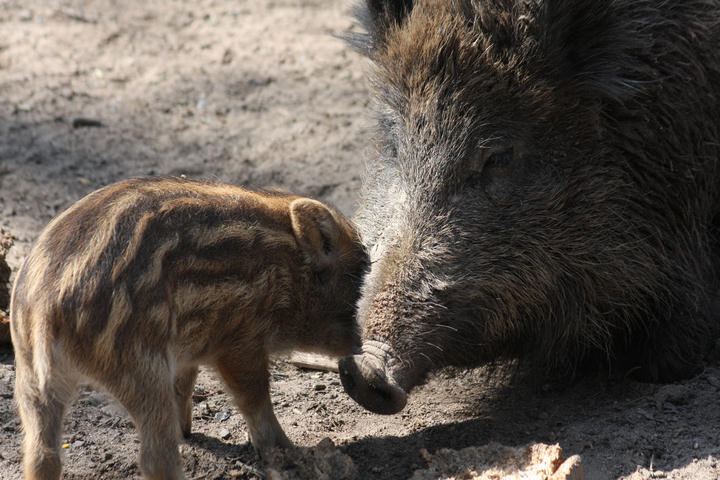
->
[465,146,514,183]
[485,147,514,169]
[462,145,522,200]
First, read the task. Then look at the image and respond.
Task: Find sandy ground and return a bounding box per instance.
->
[0,1,719,479]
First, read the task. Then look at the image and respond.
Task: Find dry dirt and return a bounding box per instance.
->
[0,1,719,479]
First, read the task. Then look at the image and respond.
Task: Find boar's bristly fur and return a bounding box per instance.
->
[339,0,720,414]
[11,176,368,479]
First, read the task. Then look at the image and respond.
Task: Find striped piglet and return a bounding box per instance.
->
[10,176,368,480]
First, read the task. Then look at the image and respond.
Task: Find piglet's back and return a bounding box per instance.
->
[11,177,302,357]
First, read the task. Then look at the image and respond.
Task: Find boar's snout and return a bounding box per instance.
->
[338,352,407,415]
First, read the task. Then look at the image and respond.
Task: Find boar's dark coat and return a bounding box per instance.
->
[339,0,720,414]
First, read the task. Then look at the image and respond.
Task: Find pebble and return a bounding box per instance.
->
[72,118,104,129]
[267,470,284,480]
[637,408,654,421]
[83,392,107,407]
[705,375,720,389]
[18,10,34,21]
[101,402,127,418]
[219,428,231,440]
[2,418,19,431]
[654,384,693,410]
[214,410,231,422]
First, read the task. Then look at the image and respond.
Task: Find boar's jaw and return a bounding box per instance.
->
[338,340,408,414]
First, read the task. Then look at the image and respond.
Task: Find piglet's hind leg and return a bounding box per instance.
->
[15,348,78,480]
[108,354,185,480]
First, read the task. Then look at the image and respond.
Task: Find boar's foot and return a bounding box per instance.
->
[338,340,407,414]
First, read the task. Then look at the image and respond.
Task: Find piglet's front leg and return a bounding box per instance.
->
[215,352,292,456]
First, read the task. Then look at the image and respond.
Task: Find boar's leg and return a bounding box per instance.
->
[215,351,292,456]
[14,346,78,480]
[174,365,199,438]
[107,354,185,480]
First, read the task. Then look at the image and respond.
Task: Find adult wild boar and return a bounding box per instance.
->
[339,0,720,414]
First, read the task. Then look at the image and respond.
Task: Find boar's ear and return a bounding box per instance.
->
[345,0,414,55]
[531,0,637,102]
[290,198,341,270]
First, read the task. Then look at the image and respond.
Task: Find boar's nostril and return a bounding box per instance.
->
[338,357,357,393]
[369,383,394,403]
[338,354,407,415]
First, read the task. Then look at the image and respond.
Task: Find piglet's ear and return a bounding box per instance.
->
[290,198,340,270]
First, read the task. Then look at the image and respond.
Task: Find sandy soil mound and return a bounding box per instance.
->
[411,443,582,480]
[265,438,357,480]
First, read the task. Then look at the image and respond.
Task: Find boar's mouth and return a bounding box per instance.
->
[338,340,408,415]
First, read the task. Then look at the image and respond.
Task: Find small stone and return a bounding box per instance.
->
[199,402,214,418]
[72,440,85,448]
[637,408,654,421]
[84,392,107,407]
[214,410,231,422]
[2,418,19,431]
[101,402,127,418]
[266,469,284,480]
[313,383,327,391]
[219,428,231,440]
[222,49,234,64]
[706,375,720,389]
[72,118,103,129]
[15,103,33,113]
